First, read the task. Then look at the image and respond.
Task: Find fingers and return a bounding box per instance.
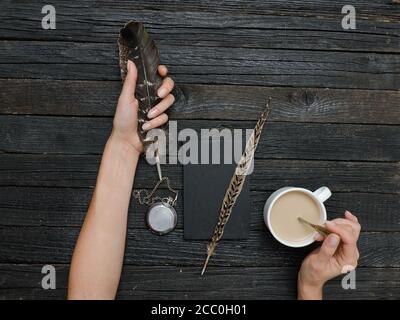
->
[158,65,168,77]
[330,211,361,238]
[148,94,175,119]
[345,210,358,223]
[332,218,361,235]
[145,65,174,127]
[332,212,358,227]
[317,234,340,264]
[325,220,357,244]
[315,211,361,243]
[158,77,174,98]
[119,60,138,103]
[142,113,168,131]
[315,211,361,268]
[119,62,173,132]
[314,233,324,242]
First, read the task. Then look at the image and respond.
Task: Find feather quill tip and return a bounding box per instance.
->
[201,254,211,276]
[201,243,216,275]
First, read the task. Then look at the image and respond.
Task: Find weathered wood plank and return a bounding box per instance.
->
[2,0,399,19]
[0,186,181,230]
[95,0,400,13]
[0,1,398,53]
[0,155,398,193]
[1,80,399,125]
[251,160,400,193]
[1,41,399,89]
[0,0,398,301]
[1,116,399,161]
[0,79,121,117]
[0,227,399,268]
[252,191,400,231]
[1,264,399,300]
[0,187,398,231]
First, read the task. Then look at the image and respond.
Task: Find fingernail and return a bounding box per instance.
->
[127,60,132,71]
[314,233,323,241]
[142,122,151,131]
[345,210,352,216]
[148,108,157,119]
[326,221,336,227]
[327,234,339,247]
[158,88,167,98]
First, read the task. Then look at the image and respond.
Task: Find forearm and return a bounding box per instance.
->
[68,132,139,299]
[297,276,323,300]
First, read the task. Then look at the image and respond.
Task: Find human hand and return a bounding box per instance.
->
[112,60,175,154]
[298,211,361,300]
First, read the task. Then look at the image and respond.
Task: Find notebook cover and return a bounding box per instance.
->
[183,163,251,240]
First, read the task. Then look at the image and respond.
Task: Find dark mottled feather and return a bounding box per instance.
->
[118,20,163,145]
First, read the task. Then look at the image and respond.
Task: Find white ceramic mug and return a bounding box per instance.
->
[263,186,332,248]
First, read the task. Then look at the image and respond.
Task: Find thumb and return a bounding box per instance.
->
[317,234,340,264]
[120,60,137,102]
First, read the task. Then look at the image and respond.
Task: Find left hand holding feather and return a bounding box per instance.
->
[112,60,175,154]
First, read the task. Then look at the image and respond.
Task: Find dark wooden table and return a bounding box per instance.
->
[0,0,399,300]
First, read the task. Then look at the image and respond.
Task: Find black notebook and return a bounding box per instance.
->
[183,162,251,240]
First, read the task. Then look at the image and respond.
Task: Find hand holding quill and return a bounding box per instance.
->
[118,21,162,145]
[118,21,178,181]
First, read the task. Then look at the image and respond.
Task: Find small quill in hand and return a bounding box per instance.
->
[201,99,272,275]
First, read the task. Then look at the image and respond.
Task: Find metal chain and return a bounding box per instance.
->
[134,137,178,206]
[133,176,178,207]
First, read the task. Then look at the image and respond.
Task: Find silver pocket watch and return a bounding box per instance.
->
[133,177,178,235]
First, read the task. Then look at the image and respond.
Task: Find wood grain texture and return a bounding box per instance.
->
[1,264,399,300]
[0,0,399,300]
[1,116,399,161]
[0,227,399,268]
[0,1,398,52]
[0,155,398,193]
[0,187,399,231]
[1,80,400,125]
[0,41,399,89]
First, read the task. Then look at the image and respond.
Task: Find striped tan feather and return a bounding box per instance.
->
[201,99,272,275]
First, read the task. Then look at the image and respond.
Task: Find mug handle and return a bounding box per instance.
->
[313,186,332,203]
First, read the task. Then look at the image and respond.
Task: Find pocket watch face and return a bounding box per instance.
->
[146,202,177,235]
